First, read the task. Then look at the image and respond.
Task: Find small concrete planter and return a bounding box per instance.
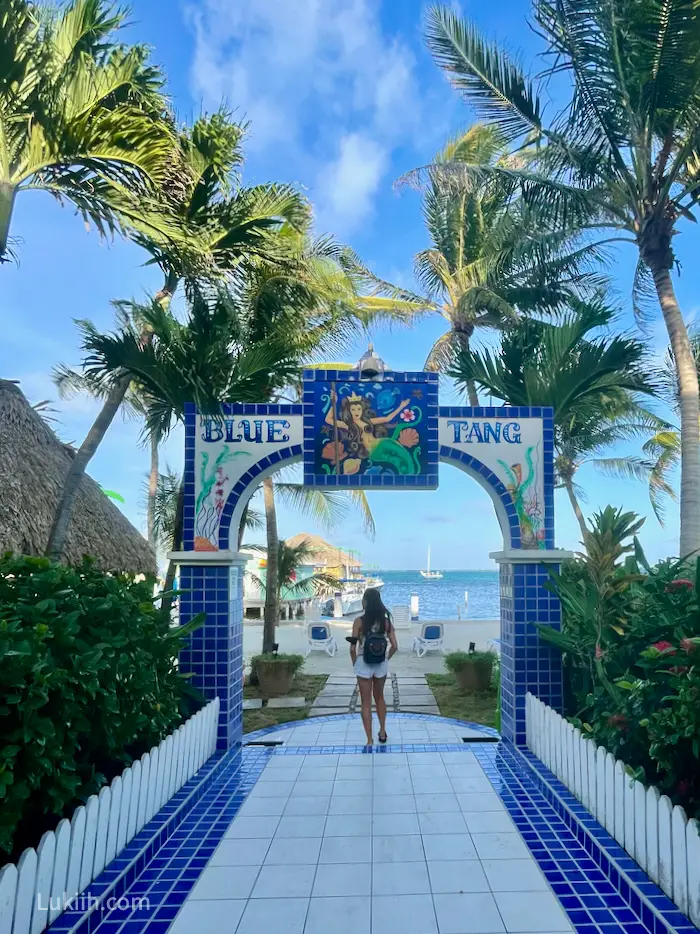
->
[254,654,304,697]
[444,650,495,694]
[455,659,493,693]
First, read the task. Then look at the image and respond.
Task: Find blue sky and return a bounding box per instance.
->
[1,0,697,569]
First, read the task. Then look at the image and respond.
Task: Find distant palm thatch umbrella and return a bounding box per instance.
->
[0,380,155,574]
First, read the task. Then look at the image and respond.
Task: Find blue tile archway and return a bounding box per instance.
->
[177,396,565,751]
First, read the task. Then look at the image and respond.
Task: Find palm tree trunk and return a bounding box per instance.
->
[154,270,180,308]
[454,324,479,405]
[262,477,279,654]
[147,433,159,547]
[563,476,589,546]
[238,504,249,550]
[46,373,131,561]
[0,182,16,261]
[649,262,700,558]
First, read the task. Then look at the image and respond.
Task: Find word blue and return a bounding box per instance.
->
[447,420,521,444]
[201,418,291,443]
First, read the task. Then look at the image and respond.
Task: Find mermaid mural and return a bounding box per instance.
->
[498,445,545,548]
[193,447,250,551]
[321,387,425,476]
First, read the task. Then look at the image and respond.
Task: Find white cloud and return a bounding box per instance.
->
[186,0,422,234]
[316,134,387,233]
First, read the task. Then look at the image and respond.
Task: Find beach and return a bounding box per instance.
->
[243,617,500,674]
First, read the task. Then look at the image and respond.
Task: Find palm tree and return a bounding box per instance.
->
[68,286,300,592]
[406,125,602,400]
[449,298,661,540]
[47,113,306,560]
[227,228,427,653]
[601,333,700,523]
[424,3,700,556]
[1,0,173,262]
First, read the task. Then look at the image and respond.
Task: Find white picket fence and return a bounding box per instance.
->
[0,698,219,934]
[526,693,700,926]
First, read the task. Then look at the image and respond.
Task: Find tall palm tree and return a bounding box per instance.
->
[237,232,406,653]
[449,298,661,540]
[73,286,300,593]
[424,2,700,556]
[47,113,306,561]
[0,0,173,262]
[406,124,602,400]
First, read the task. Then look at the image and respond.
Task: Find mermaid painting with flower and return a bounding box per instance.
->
[323,389,422,475]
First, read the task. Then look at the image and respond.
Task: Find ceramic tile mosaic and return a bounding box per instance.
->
[302,369,440,489]
[499,562,564,746]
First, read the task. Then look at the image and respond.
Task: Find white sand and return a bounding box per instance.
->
[243,618,500,674]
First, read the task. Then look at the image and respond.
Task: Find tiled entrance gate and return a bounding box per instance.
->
[171,369,571,750]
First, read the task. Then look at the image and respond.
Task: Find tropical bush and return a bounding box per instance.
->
[542,509,700,816]
[0,554,202,860]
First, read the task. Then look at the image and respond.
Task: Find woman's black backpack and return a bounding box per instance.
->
[363,626,388,665]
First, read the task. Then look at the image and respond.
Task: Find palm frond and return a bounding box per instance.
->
[425,5,543,143]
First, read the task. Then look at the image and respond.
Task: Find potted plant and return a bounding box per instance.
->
[252,652,304,697]
[444,650,495,693]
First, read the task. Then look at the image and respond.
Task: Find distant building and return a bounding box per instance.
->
[241,534,360,619]
[284,533,361,578]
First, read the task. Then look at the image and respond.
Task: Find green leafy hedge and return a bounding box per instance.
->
[0,554,201,860]
[542,508,700,818]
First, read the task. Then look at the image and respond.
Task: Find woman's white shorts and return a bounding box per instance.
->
[354,657,389,679]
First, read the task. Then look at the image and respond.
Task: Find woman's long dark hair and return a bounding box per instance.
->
[361,588,392,636]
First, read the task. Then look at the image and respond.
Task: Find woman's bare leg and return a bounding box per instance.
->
[357,677,373,745]
[373,676,387,740]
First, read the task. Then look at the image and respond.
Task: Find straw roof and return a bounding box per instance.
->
[285,533,360,570]
[0,380,156,574]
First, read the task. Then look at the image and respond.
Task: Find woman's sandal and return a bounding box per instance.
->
[378,731,388,744]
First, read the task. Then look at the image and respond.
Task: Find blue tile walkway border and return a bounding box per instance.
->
[46,713,697,934]
[506,745,698,934]
[242,710,500,745]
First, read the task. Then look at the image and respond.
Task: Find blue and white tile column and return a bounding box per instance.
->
[493,550,571,746]
[170,551,247,751]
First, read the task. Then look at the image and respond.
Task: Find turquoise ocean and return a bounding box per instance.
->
[371,570,500,620]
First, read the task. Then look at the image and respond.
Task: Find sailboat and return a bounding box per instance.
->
[420,545,443,580]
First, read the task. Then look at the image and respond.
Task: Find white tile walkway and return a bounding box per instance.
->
[167,731,574,934]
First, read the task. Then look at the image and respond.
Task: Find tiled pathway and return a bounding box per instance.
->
[166,714,578,934]
[78,713,694,934]
[312,673,440,716]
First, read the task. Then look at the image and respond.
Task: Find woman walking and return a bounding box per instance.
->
[349,588,398,746]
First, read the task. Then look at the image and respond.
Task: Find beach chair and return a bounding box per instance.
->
[412,622,445,657]
[391,605,411,630]
[305,622,338,657]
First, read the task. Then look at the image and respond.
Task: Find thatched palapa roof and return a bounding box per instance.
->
[0,380,156,574]
[285,533,360,571]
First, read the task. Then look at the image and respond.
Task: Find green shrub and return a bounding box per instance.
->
[444,650,495,673]
[251,652,304,674]
[0,554,202,859]
[542,508,700,817]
